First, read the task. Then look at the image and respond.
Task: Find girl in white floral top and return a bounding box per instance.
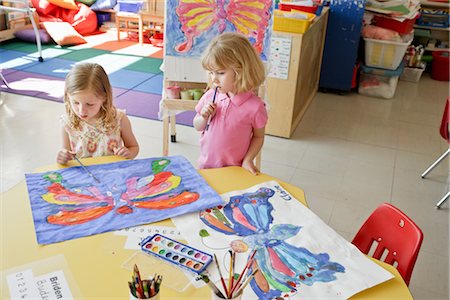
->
[57,63,139,164]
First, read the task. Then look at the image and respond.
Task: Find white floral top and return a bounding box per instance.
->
[60,109,125,158]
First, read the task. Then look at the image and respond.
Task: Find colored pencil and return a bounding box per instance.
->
[213,253,229,297]
[128,281,136,297]
[128,268,162,299]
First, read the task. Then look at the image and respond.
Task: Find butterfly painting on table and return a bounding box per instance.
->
[25,156,224,245]
[165,0,274,60]
[172,181,393,299]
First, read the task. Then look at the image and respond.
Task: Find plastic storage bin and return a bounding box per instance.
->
[118,0,144,13]
[96,11,111,26]
[364,37,412,70]
[273,10,315,34]
[400,66,425,82]
[373,15,417,34]
[279,3,318,14]
[358,63,403,99]
[431,51,450,81]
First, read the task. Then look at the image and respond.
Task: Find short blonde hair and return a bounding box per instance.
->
[64,62,116,132]
[202,32,265,94]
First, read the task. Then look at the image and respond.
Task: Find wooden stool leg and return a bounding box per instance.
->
[170,115,177,143]
[138,14,143,46]
[116,16,121,41]
[163,114,169,156]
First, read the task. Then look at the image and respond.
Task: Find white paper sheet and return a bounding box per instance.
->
[7,269,73,299]
[172,181,393,299]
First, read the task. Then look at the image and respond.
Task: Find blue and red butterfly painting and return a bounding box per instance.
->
[172,181,393,299]
[25,156,224,245]
[165,0,274,60]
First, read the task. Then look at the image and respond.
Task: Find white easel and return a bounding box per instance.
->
[0,0,43,62]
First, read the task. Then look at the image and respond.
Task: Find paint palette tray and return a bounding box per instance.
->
[140,234,213,275]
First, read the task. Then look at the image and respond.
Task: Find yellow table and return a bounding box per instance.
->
[0,156,412,299]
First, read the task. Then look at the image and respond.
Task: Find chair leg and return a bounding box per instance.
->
[0,71,9,88]
[436,191,450,209]
[421,148,450,178]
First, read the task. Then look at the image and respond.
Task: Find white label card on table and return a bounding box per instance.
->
[116,225,182,250]
[33,271,74,299]
[6,269,40,299]
[115,225,181,239]
[7,269,73,299]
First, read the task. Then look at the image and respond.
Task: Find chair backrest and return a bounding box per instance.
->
[351,203,423,286]
[439,97,449,142]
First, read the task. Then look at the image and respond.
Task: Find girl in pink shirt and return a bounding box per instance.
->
[193,33,268,174]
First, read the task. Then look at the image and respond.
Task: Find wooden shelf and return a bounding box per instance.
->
[265,7,329,138]
[425,45,450,51]
[0,28,15,42]
[420,0,450,8]
[414,25,450,31]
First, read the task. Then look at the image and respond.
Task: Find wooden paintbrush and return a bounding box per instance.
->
[73,156,101,183]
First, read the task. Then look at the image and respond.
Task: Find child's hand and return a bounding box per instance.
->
[242,159,260,175]
[57,149,75,165]
[200,102,216,119]
[114,146,132,159]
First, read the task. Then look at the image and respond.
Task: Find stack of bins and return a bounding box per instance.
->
[359,14,416,98]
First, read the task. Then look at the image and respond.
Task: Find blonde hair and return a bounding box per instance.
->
[201,32,265,94]
[64,62,116,132]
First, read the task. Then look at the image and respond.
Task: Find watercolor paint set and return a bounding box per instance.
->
[140,234,212,274]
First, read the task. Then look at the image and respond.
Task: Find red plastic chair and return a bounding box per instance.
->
[421,97,449,208]
[352,203,423,286]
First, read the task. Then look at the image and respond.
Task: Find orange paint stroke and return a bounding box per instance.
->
[133,191,200,209]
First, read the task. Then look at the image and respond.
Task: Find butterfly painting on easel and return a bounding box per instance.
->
[25,156,224,245]
[165,0,274,60]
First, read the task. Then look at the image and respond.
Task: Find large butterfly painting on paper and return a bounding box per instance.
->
[172,181,393,299]
[25,156,224,245]
[165,0,274,60]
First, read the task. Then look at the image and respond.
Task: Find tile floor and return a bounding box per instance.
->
[1,74,448,299]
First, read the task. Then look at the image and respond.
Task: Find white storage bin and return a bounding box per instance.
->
[364,37,412,70]
[400,66,425,82]
[358,63,403,99]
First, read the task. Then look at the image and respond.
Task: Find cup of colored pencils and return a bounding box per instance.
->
[129,264,162,300]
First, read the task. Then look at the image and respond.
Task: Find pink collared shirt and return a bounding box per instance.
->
[195,89,268,169]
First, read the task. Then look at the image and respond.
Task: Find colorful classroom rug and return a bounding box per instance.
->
[0,31,195,126]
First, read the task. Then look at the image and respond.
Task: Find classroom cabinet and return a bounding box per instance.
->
[318,0,366,92]
[265,7,329,138]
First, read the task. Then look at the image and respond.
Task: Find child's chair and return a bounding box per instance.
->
[351,203,423,286]
[421,97,449,209]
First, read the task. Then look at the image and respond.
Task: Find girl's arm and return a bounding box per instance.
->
[117,115,139,159]
[56,128,74,164]
[242,127,265,175]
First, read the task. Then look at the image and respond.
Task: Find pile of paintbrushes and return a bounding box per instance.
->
[204,249,258,299]
[129,264,162,299]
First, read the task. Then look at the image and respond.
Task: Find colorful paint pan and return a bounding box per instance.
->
[141,234,213,274]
